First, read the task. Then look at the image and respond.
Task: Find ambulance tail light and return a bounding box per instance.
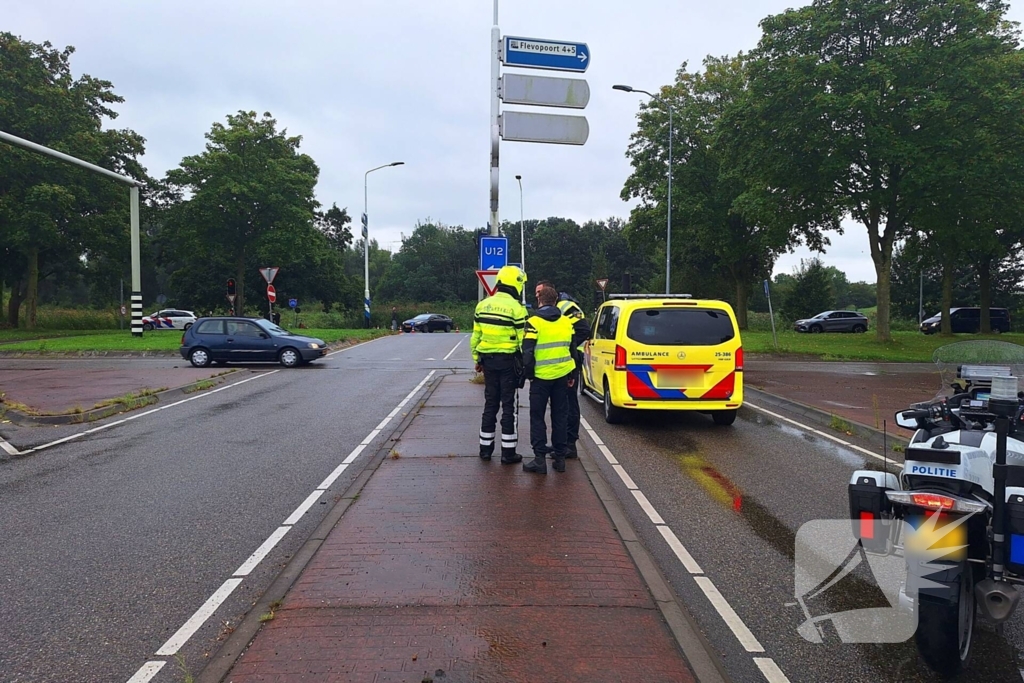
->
[736,347,744,372]
[615,345,627,371]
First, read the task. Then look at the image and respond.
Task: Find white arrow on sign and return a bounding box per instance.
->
[500,111,589,146]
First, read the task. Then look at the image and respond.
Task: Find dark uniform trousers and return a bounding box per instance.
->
[566,368,581,449]
[530,375,569,458]
[479,353,519,457]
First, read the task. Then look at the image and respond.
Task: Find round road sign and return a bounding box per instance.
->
[267,284,277,303]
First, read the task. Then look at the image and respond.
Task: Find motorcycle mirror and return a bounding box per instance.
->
[895,411,918,430]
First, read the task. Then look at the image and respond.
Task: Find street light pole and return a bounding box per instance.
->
[363,162,405,328]
[516,174,525,304]
[613,85,674,294]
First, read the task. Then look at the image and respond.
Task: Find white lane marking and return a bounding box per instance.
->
[0,436,20,456]
[597,444,618,464]
[612,464,637,489]
[343,444,366,464]
[581,412,788,679]
[443,335,467,361]
[283,490,324,525]
[325,333,389,357]
[126,661,166,683]
[234,526,291,577]
[754,657,792,683]
[745,401,899,469]
[632,490,665,524]
[657,525,703,574]
[155,578,244,656]
[360,429,381,446]
[694,576,765,653]
[131,370,438,677]
[580,418,603,444]
[26,371,280,454]
[317,462,350,490]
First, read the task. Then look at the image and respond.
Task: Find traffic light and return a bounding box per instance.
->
[227,278,236,296]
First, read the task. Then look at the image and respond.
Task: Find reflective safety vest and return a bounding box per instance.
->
[557,299,585,320]
[471,292,527,360]
[525,313,576,380]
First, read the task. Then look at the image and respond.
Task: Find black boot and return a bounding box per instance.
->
[552,453,566,473]
[479,447,493,461]
[500,450,522,464]
[523,455,547,474]
[565,442,578,459]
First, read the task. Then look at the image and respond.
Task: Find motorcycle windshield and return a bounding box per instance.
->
[929,340,1024,403]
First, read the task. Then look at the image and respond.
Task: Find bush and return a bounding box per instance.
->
[22,307,121,330]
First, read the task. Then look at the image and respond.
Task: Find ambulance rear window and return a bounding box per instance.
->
[625,308,735,346]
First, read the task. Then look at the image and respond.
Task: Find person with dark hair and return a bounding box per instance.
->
[522,284,576,474]
[471,265,528,463]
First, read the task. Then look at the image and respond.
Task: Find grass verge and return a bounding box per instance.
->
[742,330,1024,362]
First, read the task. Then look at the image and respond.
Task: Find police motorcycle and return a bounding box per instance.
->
[848,341,1024,676]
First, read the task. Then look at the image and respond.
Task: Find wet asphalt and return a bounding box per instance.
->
[0,333,472,683]
[576,391,1024,683]
[4,334,1024,683]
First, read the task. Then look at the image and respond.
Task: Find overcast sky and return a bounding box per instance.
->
[6,0,1024,284]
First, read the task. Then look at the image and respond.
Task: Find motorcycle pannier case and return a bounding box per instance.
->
[849,471,898,553]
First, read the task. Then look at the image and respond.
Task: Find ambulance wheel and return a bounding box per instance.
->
[603,380,625,424]
[712,410,737,426]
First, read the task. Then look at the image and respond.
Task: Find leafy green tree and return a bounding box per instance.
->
[164,111,319,314]
[377,222,477,302]
[783,258,834,322]
[0,33,147,327]
[623,55,802,328]
[733,0,1019,340]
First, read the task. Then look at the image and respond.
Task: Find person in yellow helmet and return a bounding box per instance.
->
[471,265,528,463]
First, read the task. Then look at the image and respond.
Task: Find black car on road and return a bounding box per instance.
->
[920,307,1010,334]
[793,310,869,333]
[180,317,327,368]
[401,313,453,333]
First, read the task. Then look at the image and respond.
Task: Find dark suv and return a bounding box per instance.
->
[920,307,1010,334]
[793,310,869,333]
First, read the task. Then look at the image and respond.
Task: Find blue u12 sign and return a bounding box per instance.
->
[480,236,508,271]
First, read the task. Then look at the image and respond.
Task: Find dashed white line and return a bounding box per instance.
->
[126,369,437,682]
[754,657,791,683]
[657,525,703,574]
[283,490,325,525]
[125,661,165,683]
[612,464,637,489]
[745,401,899,469]
[443,335,467,361]
[631,490,665,524]
[155,578,244,656]
[694,576,765,653]
[580,412,791,682]
[234,526,291,577]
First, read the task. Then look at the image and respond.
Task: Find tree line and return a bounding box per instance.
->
[6,0,1024,336]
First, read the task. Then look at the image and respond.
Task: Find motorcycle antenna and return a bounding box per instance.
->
[883,420,888,471]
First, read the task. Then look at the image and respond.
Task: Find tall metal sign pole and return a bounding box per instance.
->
[0,130,146,336]
[487,0,591,299]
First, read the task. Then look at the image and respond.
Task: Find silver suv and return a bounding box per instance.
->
[793,310,869,334]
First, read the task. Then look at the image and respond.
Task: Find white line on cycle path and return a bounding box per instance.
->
[127,370,436,683]
[578,416,789,683]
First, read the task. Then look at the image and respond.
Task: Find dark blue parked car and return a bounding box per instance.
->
[179,317,327,368]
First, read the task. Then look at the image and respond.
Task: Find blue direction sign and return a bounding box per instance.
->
[480,236,508,271]
[502,36,589,73]
[289,298,298,309]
